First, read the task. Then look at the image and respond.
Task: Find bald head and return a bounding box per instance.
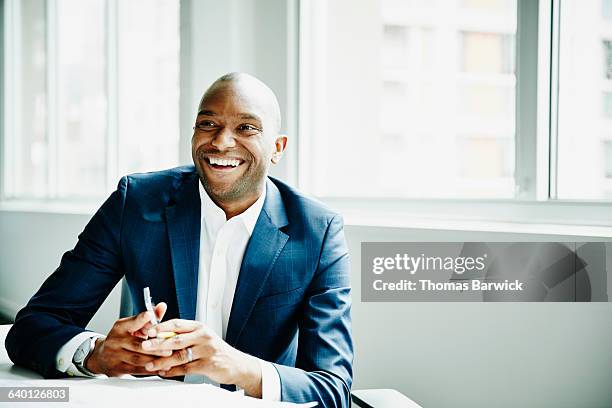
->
[199,72,282,134]
[191,72,288,214]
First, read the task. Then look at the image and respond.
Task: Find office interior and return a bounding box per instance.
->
[1,0,612,407]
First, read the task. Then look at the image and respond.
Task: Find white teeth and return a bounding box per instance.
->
[208,157,240,167]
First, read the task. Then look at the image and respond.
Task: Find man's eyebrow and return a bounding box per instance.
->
[239,113,262,122]
[196,110,262,123]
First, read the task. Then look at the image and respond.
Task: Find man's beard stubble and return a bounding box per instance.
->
[196,149,267,203]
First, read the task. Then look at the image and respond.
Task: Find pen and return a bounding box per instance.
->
[143,287,177,339]
[156,331,178,339]
[143,287,159,325]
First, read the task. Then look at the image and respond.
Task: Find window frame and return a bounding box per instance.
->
[2,0,612,231]
[297,0,612,229]
[0,0,181,206]
[0,0,4,202]
[0,0,120,202]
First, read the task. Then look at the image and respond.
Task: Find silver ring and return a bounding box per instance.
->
[186,347,193,363]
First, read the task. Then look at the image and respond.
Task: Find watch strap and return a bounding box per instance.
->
[74,336,99,377]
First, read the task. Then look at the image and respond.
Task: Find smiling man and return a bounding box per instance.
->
[6,73,353,407]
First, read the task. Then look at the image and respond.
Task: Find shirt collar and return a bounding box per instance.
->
[198,180,266,237]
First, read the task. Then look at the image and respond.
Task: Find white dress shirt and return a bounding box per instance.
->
[56,181,281,400]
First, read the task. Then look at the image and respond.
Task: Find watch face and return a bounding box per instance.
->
[74,339,91,364]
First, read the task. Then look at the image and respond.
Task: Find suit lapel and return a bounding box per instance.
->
[165,173,200,321]
[225,179,289,346]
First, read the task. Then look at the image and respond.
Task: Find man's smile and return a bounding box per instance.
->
[202,155,247,174]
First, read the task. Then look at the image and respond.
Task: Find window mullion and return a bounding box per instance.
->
[535,0,553,201]
[284,0,299,187]
[514,0,540,200]
[297,0,326,194]
[46,0,58,198]
[105,0,118,193]
[548,0,561,200]
[2,0,17,198]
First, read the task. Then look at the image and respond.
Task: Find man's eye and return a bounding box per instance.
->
[196,120,216,130]
[238,124,259,132]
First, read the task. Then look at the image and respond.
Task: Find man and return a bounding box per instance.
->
[6,73,353,407]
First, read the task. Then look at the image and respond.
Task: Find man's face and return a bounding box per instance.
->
[191,82,279,203]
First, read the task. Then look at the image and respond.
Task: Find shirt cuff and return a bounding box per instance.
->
[258,359,281,401]
[56,332,105,377]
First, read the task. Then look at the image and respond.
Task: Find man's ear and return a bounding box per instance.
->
[271,135,288,164]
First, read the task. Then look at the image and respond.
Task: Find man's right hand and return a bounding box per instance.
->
[85,303,172,376]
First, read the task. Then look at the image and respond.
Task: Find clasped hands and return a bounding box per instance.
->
[85,302,262,397]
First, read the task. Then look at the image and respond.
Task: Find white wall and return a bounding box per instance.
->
[346,225,612,407]
[0,211,122,333]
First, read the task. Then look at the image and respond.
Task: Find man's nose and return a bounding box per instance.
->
[211,127,236,150]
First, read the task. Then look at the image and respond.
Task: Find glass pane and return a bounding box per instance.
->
[117,0,180,176]
[604,0,612,21]
[557,0,612,199]
[604,141,612,179]
[302,0,517,198]
[382,25,410,69]
[5,0,180,200]
[12,0,48,198]
[461,32,514,74]
[56,0,107,197]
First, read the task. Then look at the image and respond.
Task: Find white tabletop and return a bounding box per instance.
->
[0,324,313,407]
[352,388,423,408]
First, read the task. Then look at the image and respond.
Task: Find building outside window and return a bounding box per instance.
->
[2,0,180,200]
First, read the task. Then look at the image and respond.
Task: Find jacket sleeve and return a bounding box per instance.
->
[273,214,354,408]
[5,177,128,378]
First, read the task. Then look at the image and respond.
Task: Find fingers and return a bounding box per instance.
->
[122,337,173,357]
[116,310,156,334]
[155,302,167,322]
[130,303,169,339]
[120,350,158,368]
[158,362,197,377]
[147,319,201,337]
[131,322,153,339]
[145,348,197,372]
[107,362,161,377]
[141,330,206,352]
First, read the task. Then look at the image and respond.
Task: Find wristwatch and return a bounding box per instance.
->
[73,336,98,376]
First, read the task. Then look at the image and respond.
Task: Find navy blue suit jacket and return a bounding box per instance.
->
[6,165,353,407]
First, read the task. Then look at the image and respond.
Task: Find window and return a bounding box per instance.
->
[299,0,517,198]
[557,0,612,199]
[2,0,180,200]
[299,0,612,204]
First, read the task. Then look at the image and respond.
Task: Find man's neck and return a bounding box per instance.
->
[214,187,265,220]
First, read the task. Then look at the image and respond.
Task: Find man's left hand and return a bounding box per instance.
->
[141,319,262,398]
